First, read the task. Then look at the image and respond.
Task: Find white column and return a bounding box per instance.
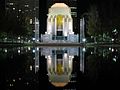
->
[35,47,39,73]
[69,18,73,34]
[71,18,73,33]
[55,54,57,73]
[35,17,39,42]
[63,16,65,36]
[54,16,57,36]
[67,17,69,34]
[47,16,52,34]
[80,47,84,72]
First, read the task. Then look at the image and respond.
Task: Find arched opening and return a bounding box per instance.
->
[56,15,64,37]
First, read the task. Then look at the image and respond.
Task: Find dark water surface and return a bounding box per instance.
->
[0,46,120,90]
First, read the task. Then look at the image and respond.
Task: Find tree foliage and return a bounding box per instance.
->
[87,5,101,37]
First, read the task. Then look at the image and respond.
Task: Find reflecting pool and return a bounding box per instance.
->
[0,46,120,90]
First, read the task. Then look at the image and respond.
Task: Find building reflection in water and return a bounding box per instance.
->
[35,47,39,73]
[33,47,85,87]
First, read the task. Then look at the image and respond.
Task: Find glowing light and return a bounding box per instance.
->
[113,29,117,32]
[13,79,15,82]
[18,37,20,39]
[37,47,39,51]
[32,49,35,53]
[51,3,68,8]
[13,8,15,10]
[28,47,31,50]
[57,15,63,29]
[30,19,32,24]
[30,65,32,71]
[19,9,21,12]
[28,40,30,43]
[112,48,114,52]
[35,22,39,24]
[109,47,111,50]
[10,3,14,5]
[64,53,67,59]
[113,58,116,62]
[36,65,39,68]
[26,82,29,85]
[82,48,86,52]
[5,49,7,53]
[48,59,51,65]
[91,52,93,54]
[5,38,7,40]
[25,5,29,7]
[37,39,39,42]
[112,39,114,41]
[82,38,86,42]
[48,55,51,59]
[18,50,20,53]
[18,78,21,80]
[32,38,35,40]
[10,84,13,87]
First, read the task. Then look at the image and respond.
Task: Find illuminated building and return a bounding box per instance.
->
[41,3,78,43]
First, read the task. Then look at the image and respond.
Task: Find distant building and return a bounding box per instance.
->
[41,3,78,43]
[5,0,38,37]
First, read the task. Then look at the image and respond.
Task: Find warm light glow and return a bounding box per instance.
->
[57,63,63,75]
[51,3,68,8]
[57,15,63,29]
[51,82,68,87]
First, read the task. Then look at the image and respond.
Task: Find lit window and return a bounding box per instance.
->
[19,9,21,12]
[13,8,15,10]
[70,7,77,9]
[10,3,14,5]
[25,4,29,7]
[30,19,32,24]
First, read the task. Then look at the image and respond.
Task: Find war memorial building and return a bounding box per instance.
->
[41,3,79,43]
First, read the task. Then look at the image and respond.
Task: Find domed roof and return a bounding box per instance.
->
[51,3,69,8]
[51,82,68,87]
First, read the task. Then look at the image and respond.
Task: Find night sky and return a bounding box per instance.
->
[1,0,120,16]
[1,0,120,33]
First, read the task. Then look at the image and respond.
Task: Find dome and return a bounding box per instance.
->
[51,3,69,8]
[51,82,68,87]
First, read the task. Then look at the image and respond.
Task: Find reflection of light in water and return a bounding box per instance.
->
[109,47,111,50]
[51,82,68,87]
[37,47,39,51]
[35,65,39,68]
[35,47,39,73]
[28,47,31,50]
[5,49,7,53]
[48,59,51,65]
[82,48,86,52]
[18,50,20,53]
[91,52,93,54]
[32,49,35,53]
[113,58,116,62]
[30,65,32,71]
[41,47,78,87]
[112,48,114,52]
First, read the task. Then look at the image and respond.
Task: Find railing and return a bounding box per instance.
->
[52,36,67,40]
